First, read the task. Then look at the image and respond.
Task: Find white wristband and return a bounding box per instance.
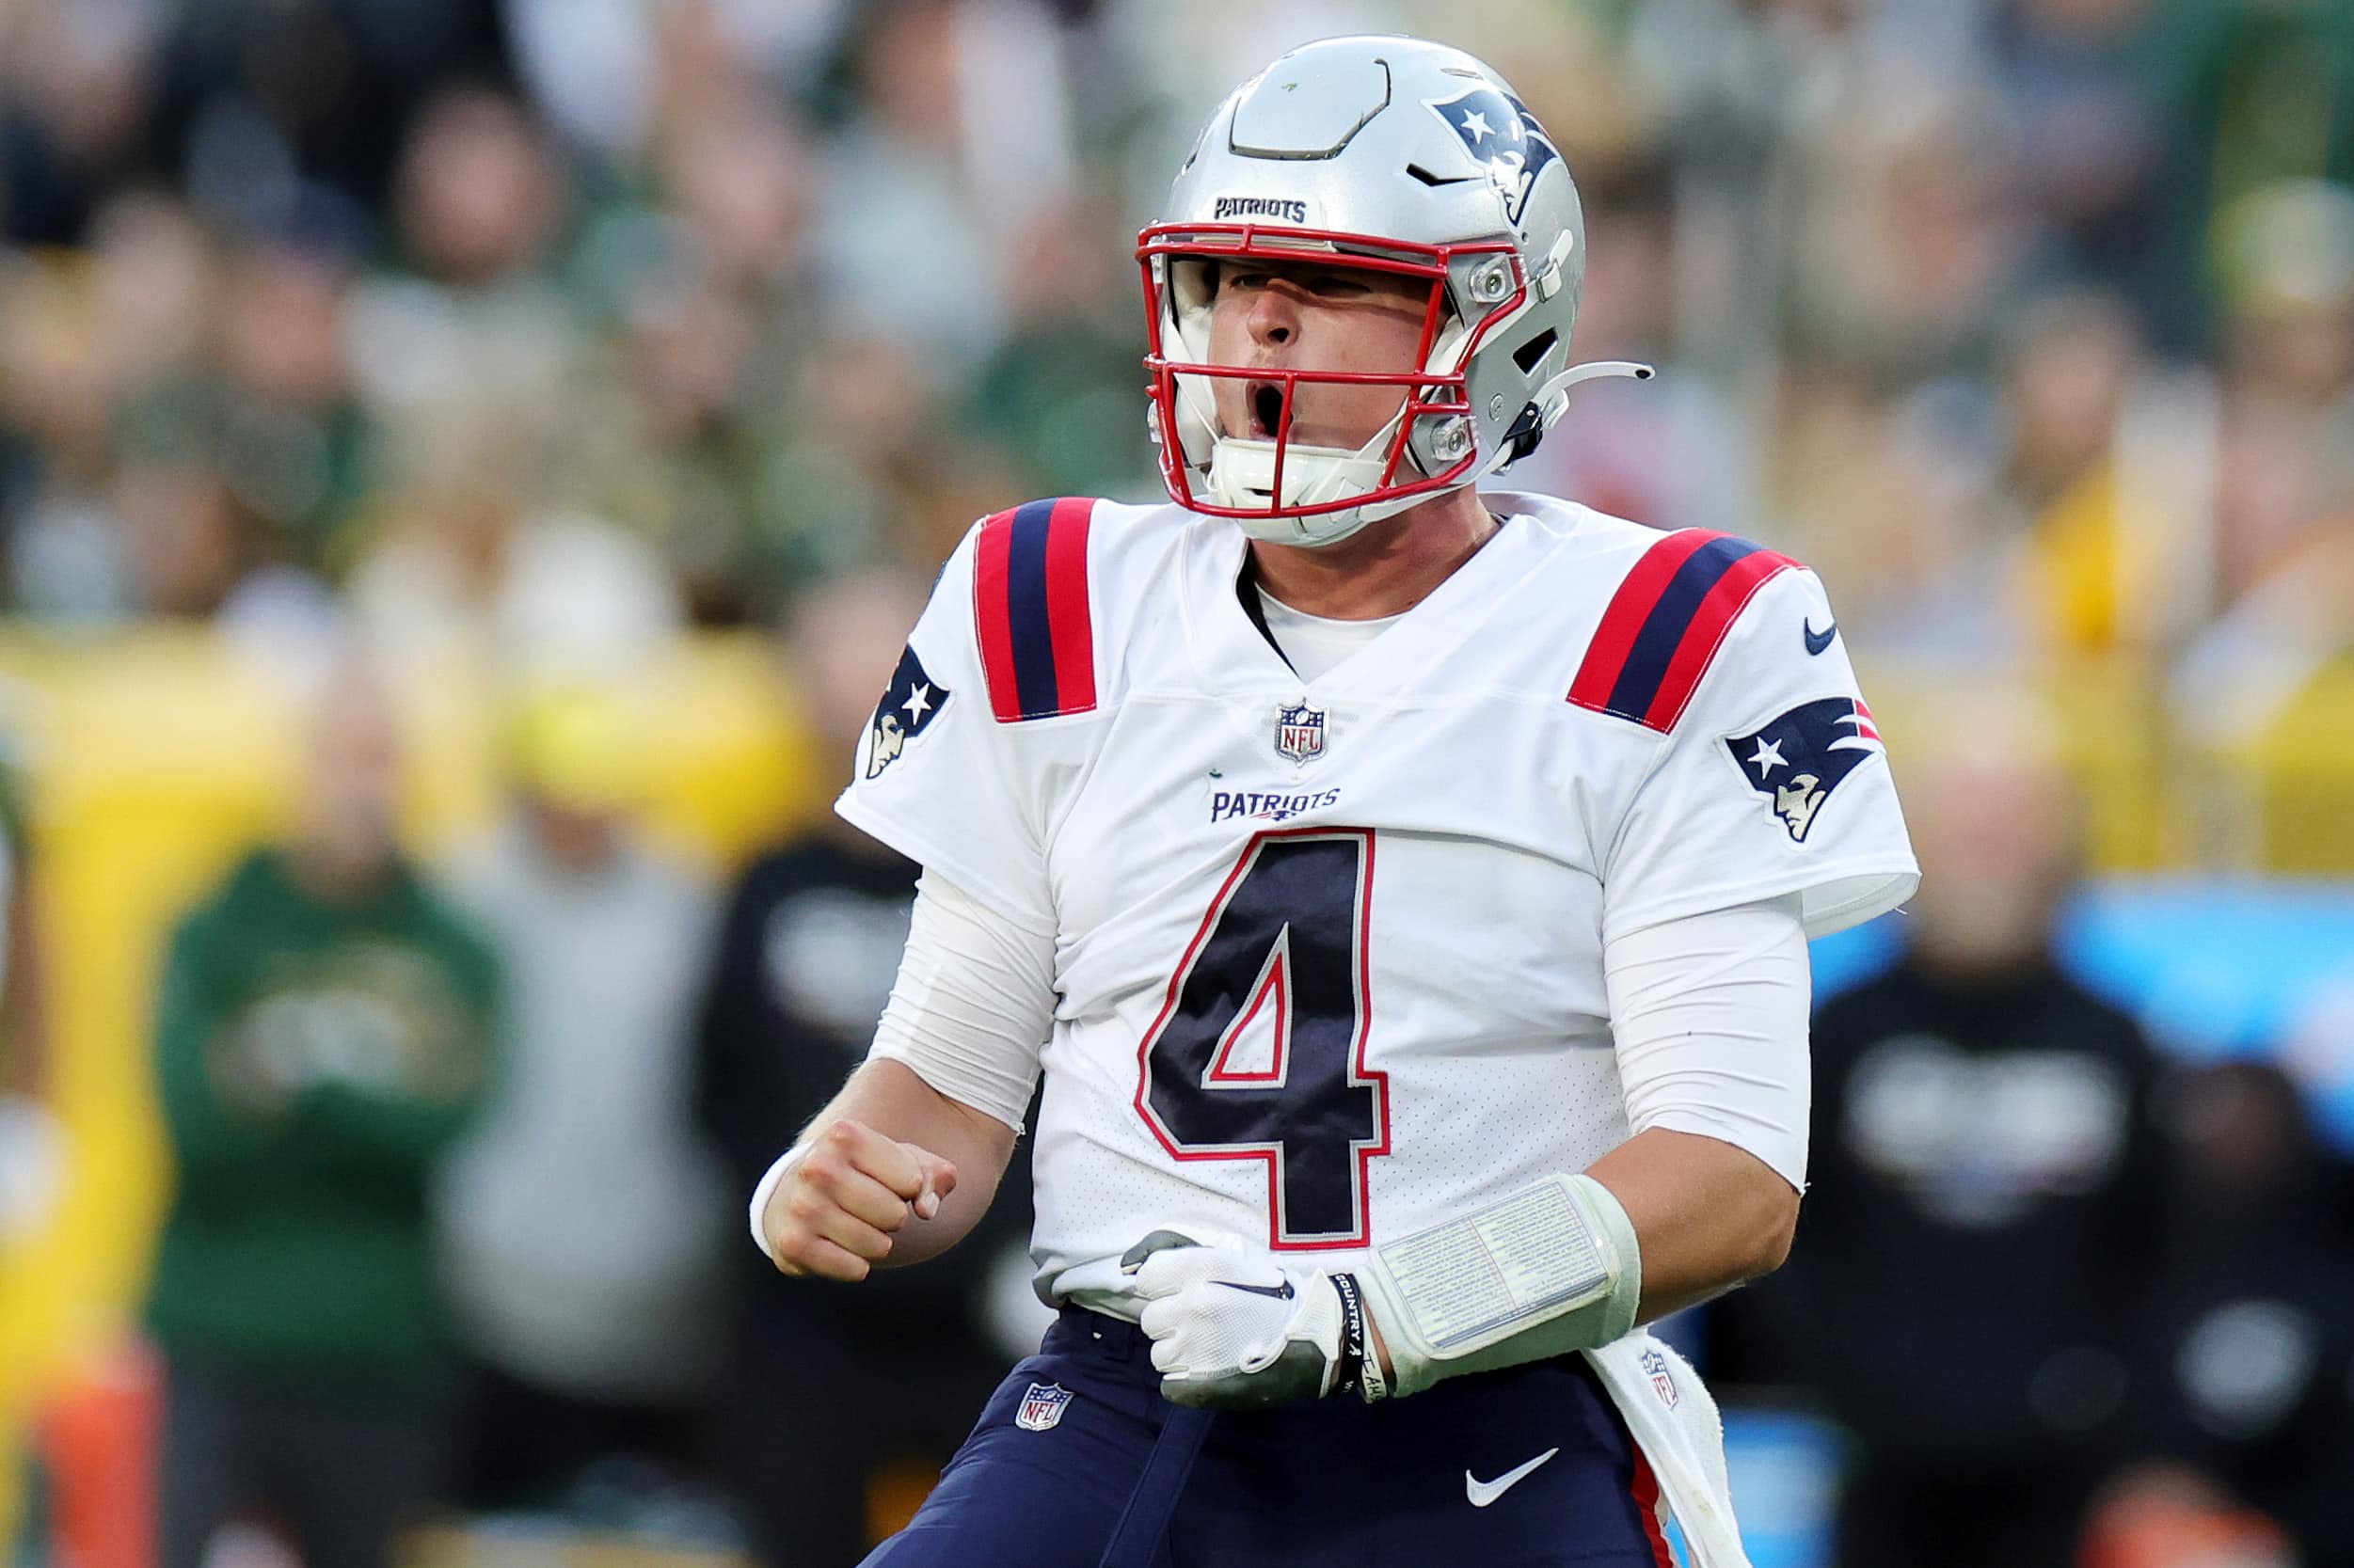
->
[1356,1173,1643,1398]
[746,1144,811,1260]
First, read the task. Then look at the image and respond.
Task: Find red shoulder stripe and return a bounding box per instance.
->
[972,507,1024,721]
[1043,497,1096,715]
[1569,531,1799,732]
[971,499,1097,722]
[1567,530,1719,715]
[1642,546,1799,731]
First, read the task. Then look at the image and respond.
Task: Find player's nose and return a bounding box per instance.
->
[1247,284,1299,349]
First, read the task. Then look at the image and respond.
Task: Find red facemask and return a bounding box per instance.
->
[1137,221,1529,525]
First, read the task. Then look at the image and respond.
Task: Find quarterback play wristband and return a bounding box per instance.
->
[1355,1174,1642,1399]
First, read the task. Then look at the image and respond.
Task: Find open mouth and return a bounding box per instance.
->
[1249,381,1286,439]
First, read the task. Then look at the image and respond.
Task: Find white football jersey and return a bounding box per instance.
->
[839,492,1917,1313]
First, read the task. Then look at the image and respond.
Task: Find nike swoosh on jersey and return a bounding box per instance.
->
[1213,1278,1296,1301]
[1804,619,1838,656]
[1466,1448,1560,1508]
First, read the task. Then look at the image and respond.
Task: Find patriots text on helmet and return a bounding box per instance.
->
[1212,196,1311,224]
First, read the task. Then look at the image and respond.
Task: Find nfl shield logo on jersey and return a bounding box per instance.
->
[1641,1348,1679,1409]
[1274,702,1327,767]
[1016,1382,1074,1432]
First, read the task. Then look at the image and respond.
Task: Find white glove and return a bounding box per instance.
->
[1122,1231,1376,1409]
[1121,1175,1641,1408]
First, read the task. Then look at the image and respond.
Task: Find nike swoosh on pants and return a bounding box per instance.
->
[1465,1447,1560,1507]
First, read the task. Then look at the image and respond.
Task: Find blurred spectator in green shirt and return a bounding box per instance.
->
[147,660,498,1568]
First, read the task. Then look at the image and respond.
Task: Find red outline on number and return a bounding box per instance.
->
[1205,936,1290,1085]
[1131,826,1392,1252]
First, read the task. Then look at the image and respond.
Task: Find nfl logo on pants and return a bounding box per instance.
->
[1016,1382,1073,1432]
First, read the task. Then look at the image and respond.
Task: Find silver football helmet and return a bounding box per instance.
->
[1139,35,1648,546]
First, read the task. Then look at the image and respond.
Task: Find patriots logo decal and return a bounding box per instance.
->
[867,643,951,780]
[1726,697,1884,843]
[1424,87,1561,229]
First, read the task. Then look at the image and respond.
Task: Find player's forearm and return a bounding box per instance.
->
[1584,1126,1799,1322]
[801,1058,1018,1266]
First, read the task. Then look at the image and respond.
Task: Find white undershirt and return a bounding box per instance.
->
[1252,587,1402,683]
[748,876,1816,1255]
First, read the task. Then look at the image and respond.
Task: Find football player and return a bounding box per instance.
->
[752,35,1917,1568]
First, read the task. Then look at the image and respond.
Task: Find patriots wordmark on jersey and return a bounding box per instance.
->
[841,492,1917,1313]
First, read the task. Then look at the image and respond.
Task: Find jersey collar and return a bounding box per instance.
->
[1177,495,1576,701]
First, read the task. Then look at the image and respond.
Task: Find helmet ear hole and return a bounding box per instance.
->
[1511,328,1559,375]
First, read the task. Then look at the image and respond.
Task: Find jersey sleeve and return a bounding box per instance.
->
[1597,564,1917,942]
[834,519,1067,937]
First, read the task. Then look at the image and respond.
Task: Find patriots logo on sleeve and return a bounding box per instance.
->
[1726,698,1884,843]
[867,644,951,780]
[1424,87,1560,228]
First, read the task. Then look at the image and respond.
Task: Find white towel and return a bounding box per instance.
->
[1583,1334,1753,1568]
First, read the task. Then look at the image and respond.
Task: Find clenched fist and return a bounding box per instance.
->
[760,1118,959,1281]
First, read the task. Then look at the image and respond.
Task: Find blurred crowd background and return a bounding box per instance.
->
[0,0,2351,1565]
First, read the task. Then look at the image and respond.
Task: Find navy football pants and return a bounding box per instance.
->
[860,1306,1677,1568]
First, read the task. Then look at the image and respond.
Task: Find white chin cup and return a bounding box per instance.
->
[1206,434,1450,548]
